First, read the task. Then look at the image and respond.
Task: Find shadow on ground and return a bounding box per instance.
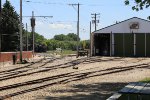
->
[36,82,127,100]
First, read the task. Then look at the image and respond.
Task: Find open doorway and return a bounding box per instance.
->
[94,33,110,56]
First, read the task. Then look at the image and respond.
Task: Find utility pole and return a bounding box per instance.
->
[77,3,79,58]
[24,14,52,56]
[90,21,92,57]
[20,0,23,62]
[91,13,100,31]
[91,13,100,56]
[31,11,35,57]
[68,3,80,58]
[26,23,28,51]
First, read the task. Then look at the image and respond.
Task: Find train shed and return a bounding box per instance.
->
[91,17,150,57]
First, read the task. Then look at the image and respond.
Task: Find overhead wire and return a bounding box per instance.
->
[23,0,65,5]
[22,1,55,31]
[23,0,126,7]
[16,1,92,34]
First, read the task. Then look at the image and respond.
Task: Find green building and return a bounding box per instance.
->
[91,17,150,57]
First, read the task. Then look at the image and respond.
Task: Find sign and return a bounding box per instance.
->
[130,22,139,29]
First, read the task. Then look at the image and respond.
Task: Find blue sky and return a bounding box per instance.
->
[2,0,150,40]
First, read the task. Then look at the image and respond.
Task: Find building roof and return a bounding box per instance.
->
[94,17,150,34]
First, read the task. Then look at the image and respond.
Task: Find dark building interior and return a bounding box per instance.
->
[94,33,110,56]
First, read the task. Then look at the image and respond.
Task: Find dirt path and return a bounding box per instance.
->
[0,56,150,100]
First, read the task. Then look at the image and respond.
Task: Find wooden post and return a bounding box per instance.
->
[90,21,92,56]
[112,33,115,56]
[110,32,112,56]
[123,33,125,57]
[145,33,147,57]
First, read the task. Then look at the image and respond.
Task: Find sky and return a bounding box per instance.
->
[1,0,150,40]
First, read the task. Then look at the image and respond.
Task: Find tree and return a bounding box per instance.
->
[67,33,80,41]
[125,0,150,11]
[27,31,47,52]
[34,33,47,52]
[1,1,20,51]
[46,39,58,50]
[53,33,80,41]
[54,34,67,41]
[80,40,90,50]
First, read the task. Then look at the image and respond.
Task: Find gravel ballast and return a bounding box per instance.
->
[0,56,150,100]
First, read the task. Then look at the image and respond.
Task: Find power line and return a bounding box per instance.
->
[24,0,125,7]
[68,4,79,12]
[24,0,65,5]
[23,16,53,18]
[23,15,53,26]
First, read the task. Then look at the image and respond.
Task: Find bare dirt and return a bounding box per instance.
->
[0,56,150,100]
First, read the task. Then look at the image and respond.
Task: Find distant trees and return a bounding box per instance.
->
[26,32,47,52]
[46,33,88,51]
[48,33,79,51]
[0,1,48,52]
[34,33,47,52]
[67,33,80,41]
[54,34,67,41]
[0,1,89,52]
[54,33,80,41]
[1,1,20,51]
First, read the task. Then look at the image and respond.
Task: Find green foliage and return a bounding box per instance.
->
[80,40,90,50]
[34,32,47,52]
[46,39,77,51]
[46,39,58,50]
[0,1,88,52]
[54,34,67,41]
[67,33,79,41]
[35,33,47,45]
[53,33,80,41]
[125,0,150,11]
[26,32,47,52]
[140,77,150,83]
[1,1,20,51]
[26,32,87,52]
[61,50,76,55]
[46,35,90,51]
[46,33,84,51]
[125,0,150,19]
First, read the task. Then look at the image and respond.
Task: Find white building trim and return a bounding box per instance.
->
[112,33,115,56]
[94,17,150,34]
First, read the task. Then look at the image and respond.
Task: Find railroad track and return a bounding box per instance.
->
[0,57,88,82]
[0,57,149,99]
[0,57,56,78]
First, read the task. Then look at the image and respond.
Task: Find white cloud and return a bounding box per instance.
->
[49,23,73,29]
[36,21,44,26]
[33,21,73,30]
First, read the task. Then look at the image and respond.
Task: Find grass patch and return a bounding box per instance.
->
[62,50,76,55]
[47,50,76,56]
[139,77,150,83]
